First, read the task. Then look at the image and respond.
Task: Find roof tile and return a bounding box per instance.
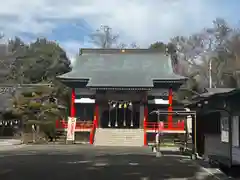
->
[58,49,186,87]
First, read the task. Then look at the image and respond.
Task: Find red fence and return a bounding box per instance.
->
[55,120,94,130]
[144,120,185,131]
[56,120,184,131]
[55,119,95,144]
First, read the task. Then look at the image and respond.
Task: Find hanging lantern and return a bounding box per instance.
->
[128,102,133,110]
[115,103,118,127]
[109,101,114,106]
[10,121,13,126]
[124,103,127,108]
[108,102,111,127]
[112,103,116,108]
[119,103,122,109]
[0,121,2,125]
[130,122,133,127]
[130,106,133,127]
[109,102,113,110]
[123,119,126,127]
[130,119,133,127]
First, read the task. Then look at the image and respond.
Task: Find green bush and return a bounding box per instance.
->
[23,120,56,137]
[14,96,30,105]
[28,102,42,109]
[41,121,56,138]
[10,109,24,117]
[25,120,40,125]
[42,103,58,110]
[34,91,43,96]
[21,92,34,97]
[49,108,60,115]
[23,120,40,132]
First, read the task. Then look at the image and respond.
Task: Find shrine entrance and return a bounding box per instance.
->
[100,101,140,128]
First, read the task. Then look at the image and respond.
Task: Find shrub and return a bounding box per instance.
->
[21,92,34,97]
[28,102,42,109]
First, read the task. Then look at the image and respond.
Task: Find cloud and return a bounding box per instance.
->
[0,0,239,59]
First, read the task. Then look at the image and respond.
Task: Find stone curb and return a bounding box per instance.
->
[0,144,26,151]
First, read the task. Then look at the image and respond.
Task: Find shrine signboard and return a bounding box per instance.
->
[66,117,76,141]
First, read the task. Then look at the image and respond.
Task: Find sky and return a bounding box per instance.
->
[0,0,239,61]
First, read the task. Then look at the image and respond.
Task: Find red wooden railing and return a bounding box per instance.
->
[55,120,94,130]
[55,119,95,144]
[144,120,185,131]
[56,120,184,131]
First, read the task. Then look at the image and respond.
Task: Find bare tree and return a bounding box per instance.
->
[90,25,140,49]
[89,25,119,48]
[0,35,15,84]
[171,18,239,89]
[117,43,127,49]
[129,42,140,49]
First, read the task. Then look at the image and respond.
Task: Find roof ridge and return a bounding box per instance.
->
[80,48,168,55]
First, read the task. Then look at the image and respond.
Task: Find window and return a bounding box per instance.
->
[221,116,229,142]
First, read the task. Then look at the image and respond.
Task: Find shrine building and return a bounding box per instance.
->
[56,48,187,146]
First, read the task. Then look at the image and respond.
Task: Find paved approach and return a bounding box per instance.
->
[0,145,229,180]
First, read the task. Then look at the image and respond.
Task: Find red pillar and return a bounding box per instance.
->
[70,88,76,117]
[143,104,148,146]
[168,88,173,129]
[90,102,98,144]
[94,103,99,128]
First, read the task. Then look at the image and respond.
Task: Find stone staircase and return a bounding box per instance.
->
[0,139,22,146]
[55,131,67,144]
[94,128,144,146]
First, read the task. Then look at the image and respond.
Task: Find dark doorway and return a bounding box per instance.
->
[75,104,94,122]
[148,104,168,123]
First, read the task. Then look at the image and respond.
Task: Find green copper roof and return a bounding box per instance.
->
[58,49,186,87]
[87,71,153,87]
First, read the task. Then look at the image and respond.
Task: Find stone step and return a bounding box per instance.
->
[94,128,144,147]
[0,139,22,145]
[94,143,143,147]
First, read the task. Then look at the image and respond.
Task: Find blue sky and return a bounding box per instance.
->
[0,0,239,61]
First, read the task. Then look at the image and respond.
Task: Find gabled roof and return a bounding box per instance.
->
[58,49,186,88]
[198,88,235,98]
[185,88,236,108]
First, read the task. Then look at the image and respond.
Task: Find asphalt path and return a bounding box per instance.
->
[0,145,231,180]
